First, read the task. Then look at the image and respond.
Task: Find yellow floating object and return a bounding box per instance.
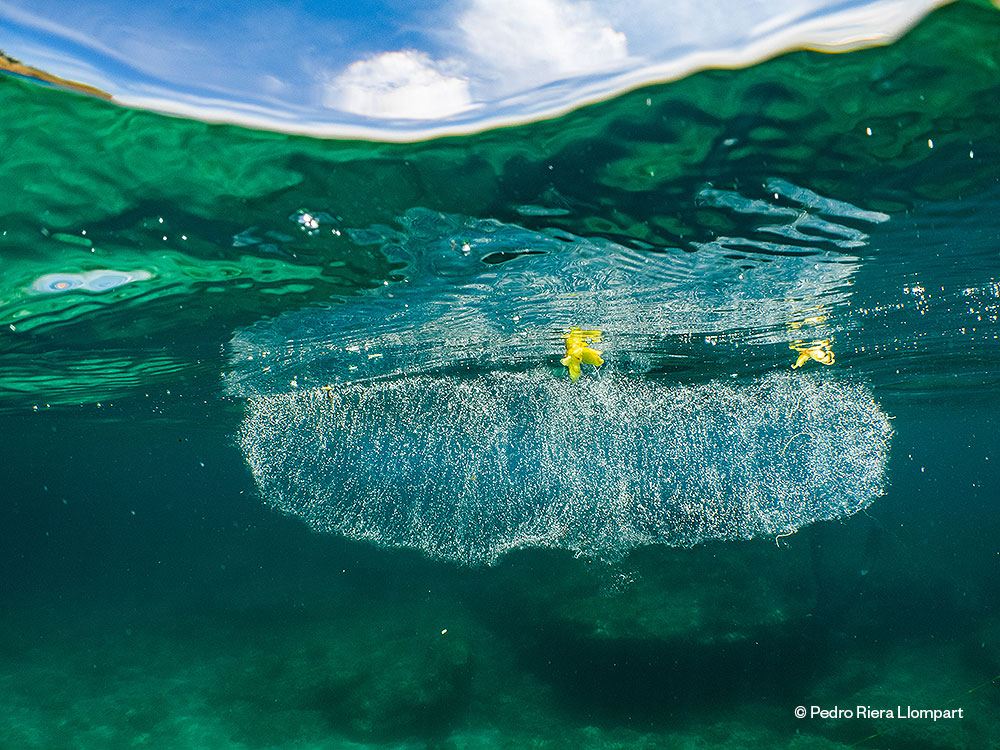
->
[787,314,827,330]
[561,327,604,382]
[790,339,835,369]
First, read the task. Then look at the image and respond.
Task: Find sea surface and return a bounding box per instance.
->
[2,1,1000,748]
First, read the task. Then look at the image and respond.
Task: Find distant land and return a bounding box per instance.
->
[0,50,111,100]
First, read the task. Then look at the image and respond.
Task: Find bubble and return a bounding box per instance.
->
[31,274,86,293]
[236,369,892,565]
[30,269,152,294]
[84,271,133,291]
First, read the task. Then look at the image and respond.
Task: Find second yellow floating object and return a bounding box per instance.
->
[562,327,604,382]
[790,339,835,369]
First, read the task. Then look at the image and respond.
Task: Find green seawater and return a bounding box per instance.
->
[2,1,1000,748]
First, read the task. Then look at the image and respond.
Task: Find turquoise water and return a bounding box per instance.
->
[2,1,1000,747]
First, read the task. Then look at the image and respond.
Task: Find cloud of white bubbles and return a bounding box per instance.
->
[237,369,891,565]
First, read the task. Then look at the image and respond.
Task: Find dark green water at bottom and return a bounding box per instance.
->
[2,395,998,748]
[2,1,1000,747]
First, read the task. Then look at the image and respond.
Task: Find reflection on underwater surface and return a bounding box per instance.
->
[225,194,870,390]
[1,1,1000,748]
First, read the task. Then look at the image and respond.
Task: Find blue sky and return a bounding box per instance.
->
[0,0,949,139]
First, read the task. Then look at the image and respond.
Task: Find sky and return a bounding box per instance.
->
[0,0,951,139]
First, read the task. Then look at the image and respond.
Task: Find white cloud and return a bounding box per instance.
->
[320,0,628,121]
[324,50,472,120]
[457,0,628,88]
